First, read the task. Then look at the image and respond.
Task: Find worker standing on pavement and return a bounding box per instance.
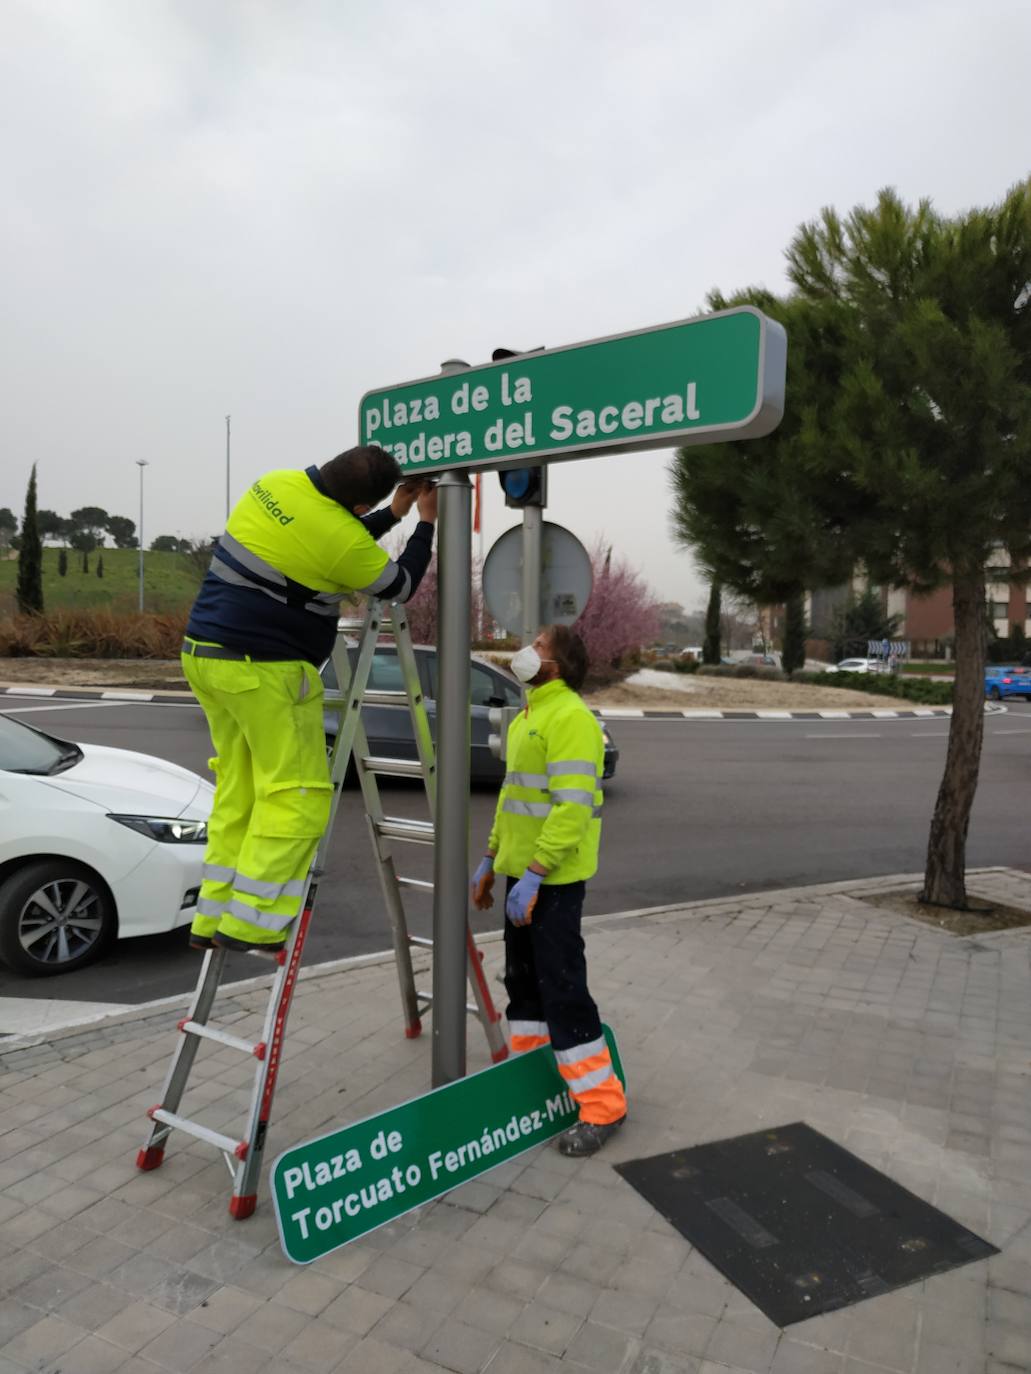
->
[183,445,437,954]
[471,624,627,1157]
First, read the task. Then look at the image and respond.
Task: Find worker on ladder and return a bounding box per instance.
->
[471,624,628,1157]
[182,446,437,954]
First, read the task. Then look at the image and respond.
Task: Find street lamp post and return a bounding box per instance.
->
[136,460,148,612]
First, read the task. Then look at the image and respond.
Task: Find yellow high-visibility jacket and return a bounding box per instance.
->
[488,678,604,884]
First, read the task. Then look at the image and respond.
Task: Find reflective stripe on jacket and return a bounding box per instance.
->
[186,468,396,664]
[489,678,604,883]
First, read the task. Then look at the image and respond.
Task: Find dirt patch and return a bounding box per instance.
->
[861,888,1031,936]
[0,658,188,691]
[585,679,924,711]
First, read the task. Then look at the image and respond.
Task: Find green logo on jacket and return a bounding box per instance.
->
[251,480,295,526]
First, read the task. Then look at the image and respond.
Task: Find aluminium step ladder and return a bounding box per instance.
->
[136,598,506,1218]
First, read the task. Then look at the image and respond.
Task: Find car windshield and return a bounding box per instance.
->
[0,714,83,775]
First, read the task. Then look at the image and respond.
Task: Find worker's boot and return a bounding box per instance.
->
[557,1115,627,1157]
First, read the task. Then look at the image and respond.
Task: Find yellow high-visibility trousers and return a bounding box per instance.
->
[183,652,333,947]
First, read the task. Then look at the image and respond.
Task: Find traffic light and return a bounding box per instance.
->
[498,466,547,509]
[492,346,547,509]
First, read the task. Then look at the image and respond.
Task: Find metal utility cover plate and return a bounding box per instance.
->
[614,1122,996,1327]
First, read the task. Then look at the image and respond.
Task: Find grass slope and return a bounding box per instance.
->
[0,547,200,614]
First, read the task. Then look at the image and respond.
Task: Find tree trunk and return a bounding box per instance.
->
[703,581,722,664]
[921,569,987,907]
[782,591,807,676]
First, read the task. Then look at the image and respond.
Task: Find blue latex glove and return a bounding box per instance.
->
[471,856,495,910]
[506,870,544,926]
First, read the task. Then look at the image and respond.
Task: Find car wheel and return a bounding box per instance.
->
[989,687,1002,701]
[0,861,116,977]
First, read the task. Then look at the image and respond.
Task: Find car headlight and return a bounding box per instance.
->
[108,815,208,844]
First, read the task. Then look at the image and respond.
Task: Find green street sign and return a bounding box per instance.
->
[358,306,785,474]
[271,1027,624,1264]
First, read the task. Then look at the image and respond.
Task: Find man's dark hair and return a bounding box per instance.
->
[545,624,589,693]
[320,445,401,511]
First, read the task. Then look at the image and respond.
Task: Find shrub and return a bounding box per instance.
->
[0,608,188,659]
[673,658,698,674]
[795,670,954,705]
[652,658,675,671]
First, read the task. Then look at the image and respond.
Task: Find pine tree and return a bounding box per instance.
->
[787,181,1031,907]
[15,464,43,614]
[58,547,68,577]
[702,582,721,664]
[781,593,808,675]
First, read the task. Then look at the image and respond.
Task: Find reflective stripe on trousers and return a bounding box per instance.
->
[553,1034,626,1125]
[184,653,332,946]
[508,1019,550,1053]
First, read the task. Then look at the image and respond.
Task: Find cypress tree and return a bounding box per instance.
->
[702,581,721,664]
[15,464,43,614]
[96,554,104,579]
[82,550,89,573]
[58,547,68,577]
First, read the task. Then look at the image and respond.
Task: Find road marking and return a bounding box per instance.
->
[806,732,882,738]
[991,728,1031,735]
[2,697,201,712]
[2,701,126,714]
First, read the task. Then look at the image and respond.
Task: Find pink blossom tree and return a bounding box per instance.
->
[394,551,485,645]
[574,538,660,681]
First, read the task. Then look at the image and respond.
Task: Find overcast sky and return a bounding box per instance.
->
[2,1,1029,611]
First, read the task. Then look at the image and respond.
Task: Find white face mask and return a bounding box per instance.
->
[510,646,543,683]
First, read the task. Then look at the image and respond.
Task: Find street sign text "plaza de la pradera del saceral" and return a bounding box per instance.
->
[358,306,786,475]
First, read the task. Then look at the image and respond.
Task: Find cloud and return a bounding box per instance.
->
[1,0,1029,606]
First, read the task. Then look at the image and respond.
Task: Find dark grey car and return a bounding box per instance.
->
[320,639,618,786]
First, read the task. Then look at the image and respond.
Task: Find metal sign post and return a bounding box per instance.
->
[432,468,472,1088]
[521,508,542,647]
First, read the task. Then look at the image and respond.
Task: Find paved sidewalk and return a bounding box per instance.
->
[2,868,1030,1374]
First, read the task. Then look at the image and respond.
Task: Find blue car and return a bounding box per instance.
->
[985,666,1031,701]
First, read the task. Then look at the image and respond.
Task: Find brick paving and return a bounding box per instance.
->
[2,867,1030,1373]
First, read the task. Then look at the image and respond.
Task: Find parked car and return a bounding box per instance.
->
[0,713,212,976]
[828,657,883,674]
[985,666,1031,701]
[320,637,619,785]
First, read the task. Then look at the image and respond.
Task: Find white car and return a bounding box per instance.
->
[0,713,213,976]
[829,657,882,674]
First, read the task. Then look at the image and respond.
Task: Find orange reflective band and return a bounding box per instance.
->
[575,1075,627,1126]
[557,1047,614,1087]
[511,1034,551,1053]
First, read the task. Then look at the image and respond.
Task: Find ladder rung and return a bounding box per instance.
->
[361,756,424,778]
[178,1020,266,1059]
[398,876,433,892]
[148,1109,245,1159]
[363,690,410,706]
[416,991,480,1016]
[409,935,433,948]
[377,817,435,844]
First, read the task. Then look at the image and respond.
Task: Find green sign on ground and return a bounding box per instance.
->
[358,306,785,474]
[272,1027,624,1264]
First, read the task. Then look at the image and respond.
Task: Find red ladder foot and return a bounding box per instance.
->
[136,1146,165,1171]
[404,1019,423,1039]
[229,1194,257,1220]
